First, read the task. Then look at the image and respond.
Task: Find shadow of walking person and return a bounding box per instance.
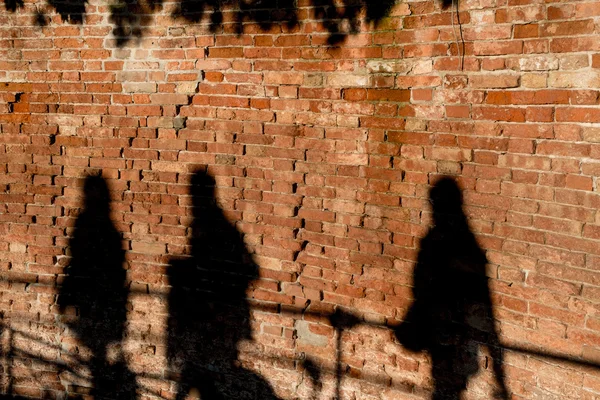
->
[167,170,280,400]
[58,175,138,399]
[395,177,508,400]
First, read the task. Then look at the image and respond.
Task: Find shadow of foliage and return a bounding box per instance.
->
[34,9,49,26]
[3,0,22,12]
[441,0,455,9]
[46,0,86,23]
[109,0,159,47]
[3,0,452,47]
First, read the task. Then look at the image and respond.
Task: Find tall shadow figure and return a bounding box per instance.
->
[167,170,279,400]
[58,175,137,399]
[396,177,508,399]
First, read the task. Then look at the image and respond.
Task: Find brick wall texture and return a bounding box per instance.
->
[2,0,600,399]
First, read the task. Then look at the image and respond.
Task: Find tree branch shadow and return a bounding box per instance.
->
[2,0,454,47]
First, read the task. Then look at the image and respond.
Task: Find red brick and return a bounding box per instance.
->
[2,3,600,398]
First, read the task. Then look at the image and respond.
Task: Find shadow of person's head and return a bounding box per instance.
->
[82,174,111,213]
[429,176,466,227]
[190,169,216,209]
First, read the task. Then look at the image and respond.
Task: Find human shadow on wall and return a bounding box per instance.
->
[166,170,279,400]
[395,177,508,400]
[58,175,138,399]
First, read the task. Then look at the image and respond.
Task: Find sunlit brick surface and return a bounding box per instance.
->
[2,0,600,399]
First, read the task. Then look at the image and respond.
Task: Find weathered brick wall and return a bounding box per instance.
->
[2,0,600,398]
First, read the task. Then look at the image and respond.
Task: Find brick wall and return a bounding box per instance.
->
[2,0,600,398]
